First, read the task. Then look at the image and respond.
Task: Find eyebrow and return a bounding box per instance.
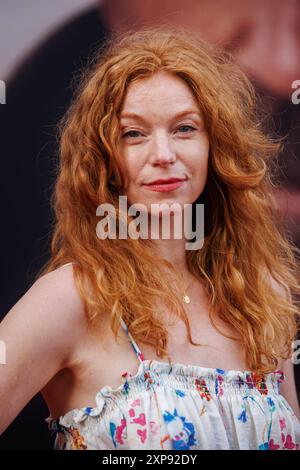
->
[119,110,202,121]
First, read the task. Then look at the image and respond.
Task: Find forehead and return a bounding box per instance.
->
[119,72,200,116]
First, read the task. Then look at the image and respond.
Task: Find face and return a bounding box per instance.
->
[117,71,210,218]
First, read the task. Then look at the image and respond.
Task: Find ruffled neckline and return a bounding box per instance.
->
[46,359,284,430]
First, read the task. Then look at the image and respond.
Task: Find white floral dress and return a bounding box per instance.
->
[46,314,300,450]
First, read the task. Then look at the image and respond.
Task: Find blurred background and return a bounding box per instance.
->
[0,0,299,449]
[0,0,96,80]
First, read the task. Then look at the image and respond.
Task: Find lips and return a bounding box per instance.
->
[143,177,187,193]
[145,177,186,185]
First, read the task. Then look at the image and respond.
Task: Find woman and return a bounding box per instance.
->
[1,26,300,450]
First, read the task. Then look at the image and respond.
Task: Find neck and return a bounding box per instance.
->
[145,210,193,277]
[153,238,189,274]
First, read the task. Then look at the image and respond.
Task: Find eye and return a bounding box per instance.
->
[122,125,197,138]
[122,130,143,139]
[176,125,196,133]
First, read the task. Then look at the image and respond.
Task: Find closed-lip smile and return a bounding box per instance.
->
[144,177,187,185]
[143,177,187,192]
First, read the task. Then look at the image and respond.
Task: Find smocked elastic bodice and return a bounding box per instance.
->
[46,296,300,450]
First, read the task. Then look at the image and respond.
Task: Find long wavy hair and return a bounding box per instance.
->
[36,25,300,374]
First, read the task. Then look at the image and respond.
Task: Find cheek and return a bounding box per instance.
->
[122,161,146,198]
[124,161,140,186]
[189,142,210,176]
[120,151,140,189]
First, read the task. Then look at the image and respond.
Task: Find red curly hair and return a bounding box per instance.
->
[36,26,300,374]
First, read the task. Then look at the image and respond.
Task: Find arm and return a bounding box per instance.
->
[0,264,85,435]
[279,357,300,421]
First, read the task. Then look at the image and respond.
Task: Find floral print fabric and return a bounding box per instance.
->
[45,289,300,450]
[46,359,300,450]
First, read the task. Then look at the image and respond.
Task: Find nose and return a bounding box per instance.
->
[148,130,176,166]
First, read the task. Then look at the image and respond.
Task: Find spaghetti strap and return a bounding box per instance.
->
[60,262,74,268]
[119,316,145,364]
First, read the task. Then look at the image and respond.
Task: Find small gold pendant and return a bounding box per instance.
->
[182,294,191,304]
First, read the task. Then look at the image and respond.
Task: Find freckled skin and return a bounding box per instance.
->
[117,71,210,219]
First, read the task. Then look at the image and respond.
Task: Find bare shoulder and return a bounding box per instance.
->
[1,263,88,372]
[0,263,88,434]
[33,263,88,350]
[37,263,84,317]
